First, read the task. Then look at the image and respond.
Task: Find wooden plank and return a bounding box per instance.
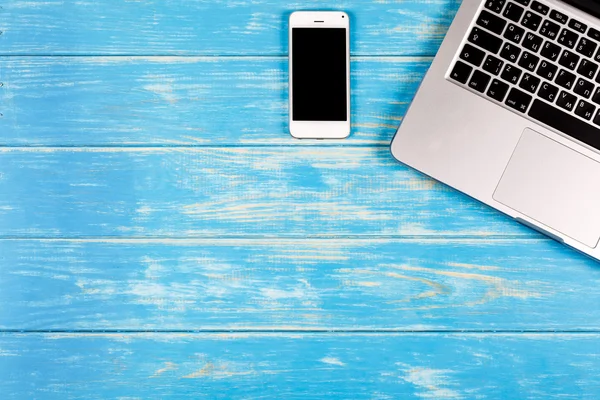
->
[0,147,531,238]
[2,238,597,330]
[1,333,600,398]
[0,56,429,145]
[0,1,460,56]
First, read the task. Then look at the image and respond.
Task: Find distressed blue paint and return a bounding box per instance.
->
[0,238,598,330]
[0,57,429,145]
[2,333,600,399]
[0,1,460,56]
[0,147,533,237]
[1,0,599,397]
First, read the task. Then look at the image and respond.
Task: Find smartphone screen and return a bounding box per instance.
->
[292,28,348,121]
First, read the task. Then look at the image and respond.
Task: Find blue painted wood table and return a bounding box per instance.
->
[1,1,600,398]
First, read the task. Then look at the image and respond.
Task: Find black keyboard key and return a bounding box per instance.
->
[519,72,541,93]
[539,20,561,40]
[483,55,504,75]
[574,77,594,98]
[592,87,600,105]
[537,60,558,80]
[557,90,577,111]
[555,68,576,89]
[589,27,600,42]
[468,27,503,53]
[558,28,579,48]
[521,11,543,31]
[449,61,473,84]
[575,37,598,58]
[487,79,510,101]
[529,99,600,150]
[501,64,523,84]
[476,9,507,35]
[568,19,587,33]
[518,51,540,71]
[531,1,549,15]
[538,81,559,102]
[575,99,596,120]
[460,44,486,66]
[541,41,561,61]
[595,48,600,63]
[500,42,522,63]
[513,0,530,5]
[505,87,532,112]
[522,32,543,52]
[549,10,568,25]
[503,2,524,22]
[504,23,525,44]
[558,49,580,70]
[594,109,600,126]
[485,0,506,13]
[578,59,599,80]
[594,109,600,125]
[468,70,492,92]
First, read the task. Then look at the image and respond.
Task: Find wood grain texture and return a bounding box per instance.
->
[3,0,599,396]
[2,238,598,330]
[2,333,600,399]
[0,57,428,145]
[0,147,533,237]
[0,1,460,56]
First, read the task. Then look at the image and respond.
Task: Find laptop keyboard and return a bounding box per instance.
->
[448,0,600,151]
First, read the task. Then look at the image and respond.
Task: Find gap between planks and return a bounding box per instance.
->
[2,330,600,335]
[0,236,543,242]
[0,144,397,148]
[0,55,435,59]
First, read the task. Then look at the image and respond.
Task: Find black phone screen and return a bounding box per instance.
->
[292,28,348,121]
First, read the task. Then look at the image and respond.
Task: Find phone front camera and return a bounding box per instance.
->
[342,15,345,18]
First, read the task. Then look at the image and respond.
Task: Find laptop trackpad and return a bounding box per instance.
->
[493,128,600,248]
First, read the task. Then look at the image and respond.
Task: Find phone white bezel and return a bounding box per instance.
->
[288,11,350,139]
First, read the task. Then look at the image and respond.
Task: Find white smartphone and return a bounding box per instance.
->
[289,11,350,139]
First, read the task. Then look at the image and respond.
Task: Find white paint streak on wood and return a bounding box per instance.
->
[2,333,600,397]
[320,357,346,367]
[0,147,535,237]
[402,367,462,399]
[150,362,178,378]
[1,238,597,330]
[0,57,432,145]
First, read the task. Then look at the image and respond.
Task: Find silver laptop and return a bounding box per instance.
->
[391,0,600,261]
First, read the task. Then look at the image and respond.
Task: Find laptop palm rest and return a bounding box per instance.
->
[493,128,600,248]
